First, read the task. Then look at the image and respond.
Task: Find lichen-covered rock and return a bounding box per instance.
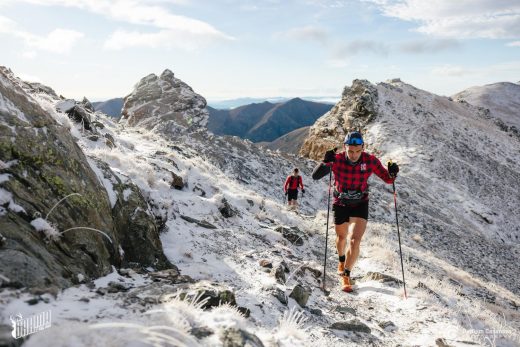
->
[0,66,173,290]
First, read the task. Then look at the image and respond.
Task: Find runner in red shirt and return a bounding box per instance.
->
[312,131,399,292]
[283,168,305,211]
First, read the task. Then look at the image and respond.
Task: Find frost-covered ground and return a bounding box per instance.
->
[1,81,520,346]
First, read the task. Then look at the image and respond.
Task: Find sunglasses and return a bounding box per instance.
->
[345,137,363,145]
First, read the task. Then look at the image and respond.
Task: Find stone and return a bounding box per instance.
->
[300,79,378,160]
[435,338,453,347]
[259,259,272,268]
[330,319,371,334]
[272,288,288,305]
[272,265,286,283]
[378,320,396,331]
[120,69,208,134]
[180,215,217,229]
[274,226,305,246]
[190,326,214,339]
[148,268,181,282]
[180,281,237,309]
[289,284,312,307]
[0,67,173,291]
[107,281,132,293]
[335,305,357,316]
[219,198,237,218]
[220,328,264,347]
[309,308,322,316]
[170,171,184,190]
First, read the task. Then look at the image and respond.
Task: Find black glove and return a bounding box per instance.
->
[388,161,399,177]
[285,191,288,196]
[323,148,337,163]
[302,189,305,193]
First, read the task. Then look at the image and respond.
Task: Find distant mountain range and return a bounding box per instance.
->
[92,98,124,117]
[207,96,338,109]
[207,97,333,142]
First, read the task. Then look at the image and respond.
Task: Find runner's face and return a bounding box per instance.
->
[345,144,363,162]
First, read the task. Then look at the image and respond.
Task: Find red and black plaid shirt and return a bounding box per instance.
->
[326,151,394,205]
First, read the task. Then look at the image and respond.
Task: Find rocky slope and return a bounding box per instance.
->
[301,77,520,296]
[257,126,311,155]
[452,82,520,139]
[0,66,172,291]
[1,70,519,347]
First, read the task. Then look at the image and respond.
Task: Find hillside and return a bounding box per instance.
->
[207,98,332,142]
[1,71,519,346]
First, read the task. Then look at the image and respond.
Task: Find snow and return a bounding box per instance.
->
[0,173,10,184]
[86,157,118,208]
[1,73,519,346]
[30,217,60,239]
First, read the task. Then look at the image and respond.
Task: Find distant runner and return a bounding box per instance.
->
[283,168,305,211]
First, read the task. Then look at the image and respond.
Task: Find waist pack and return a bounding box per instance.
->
[333,189,368,205]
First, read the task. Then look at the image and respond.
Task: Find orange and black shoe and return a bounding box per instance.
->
[337,262,345,275]
[340,275,353,293]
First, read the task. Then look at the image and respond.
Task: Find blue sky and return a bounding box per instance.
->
[0,0,519,101]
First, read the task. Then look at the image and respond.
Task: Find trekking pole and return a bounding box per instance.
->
[321,170,332,296]
[392,180,407,299]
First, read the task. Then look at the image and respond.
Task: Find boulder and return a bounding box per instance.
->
[0,66,173,290]
[221,328,264,347]
[330,319,371,334]
[300,79,378,160]
[289,284,312,307]
[120,69,208,135]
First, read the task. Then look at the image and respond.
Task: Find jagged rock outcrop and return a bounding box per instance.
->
[0,67,172,290]
[300,79,378,160]
[120,69,208,135]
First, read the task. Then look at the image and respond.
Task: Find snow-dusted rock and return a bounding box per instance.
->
[120,69,208,134]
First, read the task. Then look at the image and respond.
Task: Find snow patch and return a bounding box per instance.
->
[30,217,60,239]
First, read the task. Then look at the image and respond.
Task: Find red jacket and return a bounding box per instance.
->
[284,175,304,191]
[327,151,394,205]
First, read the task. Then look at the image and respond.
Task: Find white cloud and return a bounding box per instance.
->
[431,64,473,77]
[0,15,83,54]
[399,39,461,53]
[0,14,16,33]
[16,0,234,50]
[25,28,84,54]
[369,0,520,39]
[431,61,520,78]
[332,40,389,58]
[276,25,329,44]
[506,41,520,47]
[104,29,215,51]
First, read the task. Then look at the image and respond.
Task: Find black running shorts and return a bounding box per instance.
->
[287,189,298,201]
[332,201,369,224]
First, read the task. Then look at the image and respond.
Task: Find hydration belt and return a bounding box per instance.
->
[333,189,368,205]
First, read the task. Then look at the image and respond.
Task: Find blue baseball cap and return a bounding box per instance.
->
[344,131,364,145]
